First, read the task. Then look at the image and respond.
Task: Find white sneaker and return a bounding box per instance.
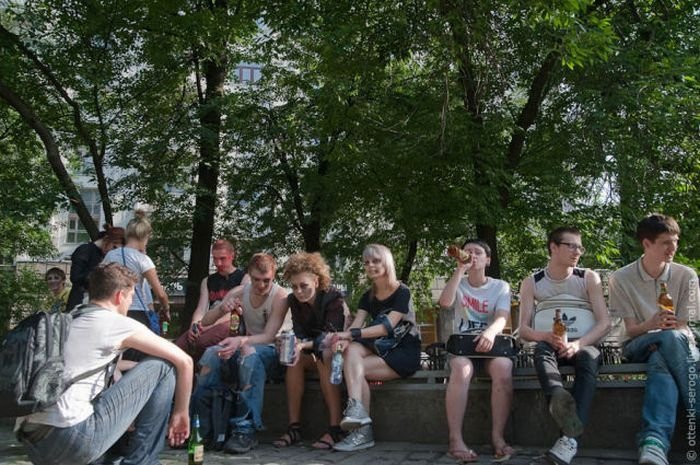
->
[638,437,669,465]
[340,398,372,431]
[546,436,577,465]
[333,425,375,452]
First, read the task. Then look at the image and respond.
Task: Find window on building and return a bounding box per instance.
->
[237,66,262,84]
[66,189,101,244]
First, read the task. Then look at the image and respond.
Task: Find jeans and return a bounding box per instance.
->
[21,358,175,465]
[194,344,278,435]
[622,329,695,451]
[534,342,600,429]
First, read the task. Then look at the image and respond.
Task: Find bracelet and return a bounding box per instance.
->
[350,328,362,341]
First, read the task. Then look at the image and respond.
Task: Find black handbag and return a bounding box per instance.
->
[370,310,417,357]
[446,333,519,358]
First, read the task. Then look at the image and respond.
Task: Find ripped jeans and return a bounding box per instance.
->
[193,344,278,435]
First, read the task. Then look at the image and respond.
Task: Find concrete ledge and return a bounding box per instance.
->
[262,363,693,451]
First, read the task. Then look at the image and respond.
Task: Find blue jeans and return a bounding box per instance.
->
[21,357,175,465]
[194,344,278,434]
[534,342,601,430]
[622,329,695,451]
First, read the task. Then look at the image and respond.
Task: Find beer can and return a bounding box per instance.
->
[279,330,296,366]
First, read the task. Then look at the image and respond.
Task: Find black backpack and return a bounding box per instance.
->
[0,306,114,418]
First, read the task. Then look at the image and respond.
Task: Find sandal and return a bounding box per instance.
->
[448,448,479,463]
[311,425,344,450]
[492,443,515,462]
[273,422,302,448]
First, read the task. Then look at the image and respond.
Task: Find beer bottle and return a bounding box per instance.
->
[230,311,240,335]
[658,282,674,314]
[161,321,169,337]
[330,344,344,385]
[552,309,568,345]
[188,414,204,465]
[447,244,471,264]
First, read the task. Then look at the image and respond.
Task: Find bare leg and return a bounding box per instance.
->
[273,354,313,447]
[446,356,476,459]
[317,349,343,425]
[486,357,514,458]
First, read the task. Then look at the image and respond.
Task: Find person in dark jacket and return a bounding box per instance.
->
[66,225,125,311]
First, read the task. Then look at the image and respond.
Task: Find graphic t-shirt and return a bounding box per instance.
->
[453,278,511,333]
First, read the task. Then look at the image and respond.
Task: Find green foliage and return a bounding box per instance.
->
[0,268,48,335]
[1,0,699,314]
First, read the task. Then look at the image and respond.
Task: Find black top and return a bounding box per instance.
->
[66,242,104,311]
[358,283,412,320]
[289,288,346,338]
[207,268,246,308]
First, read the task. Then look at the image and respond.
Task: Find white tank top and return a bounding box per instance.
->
[242,282,279,335]
[532,267,588,302]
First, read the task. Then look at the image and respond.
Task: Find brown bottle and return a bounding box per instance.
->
[447,245,471,264]
[658,282,674,314]
[552,309,568,344]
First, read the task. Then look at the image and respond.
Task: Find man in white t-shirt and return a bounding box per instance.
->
[16,263,193,465]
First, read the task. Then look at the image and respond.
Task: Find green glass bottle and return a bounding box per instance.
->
[188,414,204,465]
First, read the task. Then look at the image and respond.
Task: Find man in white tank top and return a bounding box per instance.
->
[519,227,611,465]
[195,253,289,454]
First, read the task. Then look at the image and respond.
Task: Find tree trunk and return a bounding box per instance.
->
[399,239,418,283]
[181,58,227,332]
[0,80,99,240]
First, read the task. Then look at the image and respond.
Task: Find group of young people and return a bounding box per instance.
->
[14,212,697,465]
[440,214,697,465]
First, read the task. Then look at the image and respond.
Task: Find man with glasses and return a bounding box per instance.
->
[519,226,611,465]
[609,214,699,465]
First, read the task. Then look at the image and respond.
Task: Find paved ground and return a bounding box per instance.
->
[0,424,695,465]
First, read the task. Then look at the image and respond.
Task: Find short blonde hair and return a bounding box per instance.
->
[248,253,277,274]
[283,252,331,291]
[363,244,398,286]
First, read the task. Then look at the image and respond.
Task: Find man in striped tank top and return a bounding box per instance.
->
[519,227,611,465]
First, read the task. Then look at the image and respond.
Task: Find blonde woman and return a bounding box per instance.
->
[103,210,170,345]
[332,244,421,451]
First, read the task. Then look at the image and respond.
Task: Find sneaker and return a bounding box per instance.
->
[546,436,577,465]
[333,425,375,452]
[638,437,669,465]
[224,432,258,454]
[340,398,372,431]
[549,387,584,438]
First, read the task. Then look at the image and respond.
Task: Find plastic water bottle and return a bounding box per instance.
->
[330,344,344,385]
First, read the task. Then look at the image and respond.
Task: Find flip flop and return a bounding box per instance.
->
[448,448,479,463]
[492,444,515,462]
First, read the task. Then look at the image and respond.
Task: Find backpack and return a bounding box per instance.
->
[0,306,114,418]
[192,386,236,450]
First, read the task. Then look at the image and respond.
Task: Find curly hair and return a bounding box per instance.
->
[282,252,331,291]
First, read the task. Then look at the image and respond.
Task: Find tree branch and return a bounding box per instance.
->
[0,79,99,239]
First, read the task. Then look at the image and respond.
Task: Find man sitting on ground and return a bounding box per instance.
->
[16,263,193,465]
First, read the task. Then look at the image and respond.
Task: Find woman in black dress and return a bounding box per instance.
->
[332,244,421,452]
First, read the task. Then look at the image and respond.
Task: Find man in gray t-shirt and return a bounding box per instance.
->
[609,214,699,465]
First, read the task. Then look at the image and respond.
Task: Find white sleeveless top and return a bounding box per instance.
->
[532,267,588,302]
[242,282,280,335]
